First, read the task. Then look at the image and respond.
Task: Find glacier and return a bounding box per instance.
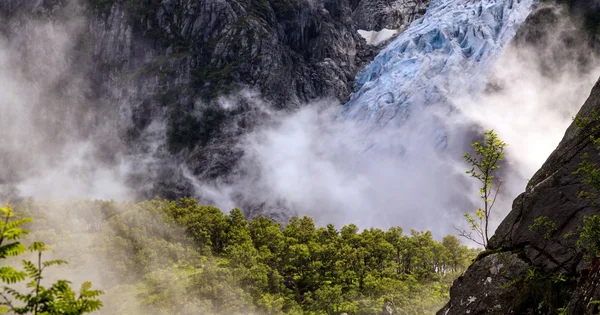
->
[344,0,535,149]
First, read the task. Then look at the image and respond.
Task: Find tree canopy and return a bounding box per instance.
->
[8,198,478,315]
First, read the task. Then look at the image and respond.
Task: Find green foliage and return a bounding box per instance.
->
[458,130,507,248]
[573,111,600,200]
[572,112,600,261]
[508,265,577,314]
[577,215,600,260]
[18,199,479,315]
[0,203,103,315]
[0,203,30,259]
[0,203,29,287]
[551,274,567,284]
[573,152,600,200]
[529,216,558,240]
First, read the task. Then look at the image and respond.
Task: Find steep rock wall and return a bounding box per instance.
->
[0,0,431,201]
[439,78,600,314]
[438,3,600,311]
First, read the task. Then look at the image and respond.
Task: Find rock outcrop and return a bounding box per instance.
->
[438,1,600,313]
[439,79,600,315]
[439,38,600,315]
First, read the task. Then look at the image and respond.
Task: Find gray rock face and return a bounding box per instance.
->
[510,3,598,77]
[351,0,429,31]
[439,3,600,313]
[440,79,600,315]
[0,0,431,202]
[497,0,600,270]
[81,0,373,108]
[566,262,600,315]
[438,253,531,315]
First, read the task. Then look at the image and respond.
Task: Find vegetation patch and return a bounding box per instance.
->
[512,266,577,314]
[5,199,481,315]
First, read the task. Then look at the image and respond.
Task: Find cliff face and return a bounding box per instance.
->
[439,78,600,315]
[0,0,430,201]
[438,4,600,313]
[3,0,371,102]
[350,0,429,31]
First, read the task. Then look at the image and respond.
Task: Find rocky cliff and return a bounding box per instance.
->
[438,3,600,313]
[439,79,600,315]
[0,0,430,202]
[350,0,428,31]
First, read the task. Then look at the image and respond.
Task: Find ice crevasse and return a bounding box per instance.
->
[344,0,535,149]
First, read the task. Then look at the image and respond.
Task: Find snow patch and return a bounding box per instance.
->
[358,28,398,46]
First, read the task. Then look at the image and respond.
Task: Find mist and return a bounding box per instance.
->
[1,0,597,241]
[458,44,600,179]
[0,1,149,201]
[1,1,600,314]
[190,5,600,239]
[0,1,597,246]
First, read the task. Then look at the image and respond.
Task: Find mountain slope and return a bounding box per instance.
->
[0,0,430,202]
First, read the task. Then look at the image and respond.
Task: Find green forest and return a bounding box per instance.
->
[1,198,479,315]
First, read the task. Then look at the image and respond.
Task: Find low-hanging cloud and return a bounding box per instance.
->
[190,97,479,233]
[0,1,140,201]
[457,6,600,180]
[2,0,599,243]
[191,4,600,240]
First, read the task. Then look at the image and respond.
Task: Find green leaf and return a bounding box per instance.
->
[42,260,68,268]
[0,267,26,284]
[28,241,50,252]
